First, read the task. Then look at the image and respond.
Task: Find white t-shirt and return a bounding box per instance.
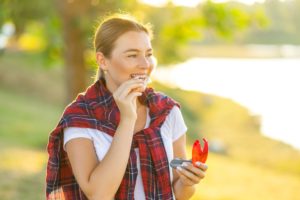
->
[63,106,187,200]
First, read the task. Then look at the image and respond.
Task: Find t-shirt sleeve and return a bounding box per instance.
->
[63,127,93,151]
[169,106,188,142]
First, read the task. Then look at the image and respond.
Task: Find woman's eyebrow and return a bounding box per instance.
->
[123,48,153,53]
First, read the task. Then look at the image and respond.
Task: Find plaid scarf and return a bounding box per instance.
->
[46,78,179,200]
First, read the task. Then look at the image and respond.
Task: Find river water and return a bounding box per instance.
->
[153,58,300,149]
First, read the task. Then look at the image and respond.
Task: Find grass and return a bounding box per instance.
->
[192,153,300,200]
[0,82,62,199]
[0,147,46,200]
[0,87,59,199]
[0,88,63,149]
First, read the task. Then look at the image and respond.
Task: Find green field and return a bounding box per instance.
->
[0,89,58,199]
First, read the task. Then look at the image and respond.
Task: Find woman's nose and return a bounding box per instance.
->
[138,56,151,69]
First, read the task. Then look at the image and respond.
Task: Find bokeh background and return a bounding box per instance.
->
[1,0,300,199]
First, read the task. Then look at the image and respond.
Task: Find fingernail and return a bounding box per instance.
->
[177,166,183,171]
[182,162,188,167]
[196,162,201,167]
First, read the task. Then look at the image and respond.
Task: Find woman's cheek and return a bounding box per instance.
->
[148,57,156,74]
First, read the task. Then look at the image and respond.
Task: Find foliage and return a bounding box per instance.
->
[139,1,267,64]
[2,0,299,65]
[0,0,269,66]
[0,0,51,35]
[200,0,300,45]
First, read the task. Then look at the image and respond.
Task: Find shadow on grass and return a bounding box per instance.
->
[0,146,47,200]
[0,168,45,200]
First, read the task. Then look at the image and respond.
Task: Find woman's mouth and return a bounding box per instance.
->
[130,73,151,92]
[130,74,148,82]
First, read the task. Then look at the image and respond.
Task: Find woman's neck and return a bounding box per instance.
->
[104,76,118,94]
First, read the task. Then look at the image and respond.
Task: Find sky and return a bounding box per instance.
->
[140,0,266,7]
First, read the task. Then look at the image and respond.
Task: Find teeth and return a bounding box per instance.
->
[130,73,152,85]
[130,74,148,80]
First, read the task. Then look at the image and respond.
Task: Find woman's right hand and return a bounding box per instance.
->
[112,78,145,120]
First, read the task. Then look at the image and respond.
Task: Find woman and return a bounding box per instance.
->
[46,14,207,200]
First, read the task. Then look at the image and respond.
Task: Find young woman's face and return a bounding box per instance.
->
[104,31,155,90]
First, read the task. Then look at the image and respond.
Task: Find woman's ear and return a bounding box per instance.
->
[96,52,108,70]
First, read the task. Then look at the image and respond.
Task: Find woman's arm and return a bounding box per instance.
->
[65,118,136,200]
[172,134,208,200]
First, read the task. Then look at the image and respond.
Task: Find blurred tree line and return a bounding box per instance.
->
[1,0,296,101]
[198,0,300,45]
[244,0,300,44]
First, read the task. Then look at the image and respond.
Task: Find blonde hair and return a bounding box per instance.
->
[94,13,153,81]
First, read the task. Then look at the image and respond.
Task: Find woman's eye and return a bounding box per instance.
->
[147,53,153,57]
[128,55,137,58]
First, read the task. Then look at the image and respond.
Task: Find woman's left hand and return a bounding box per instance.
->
[176,161,208,186]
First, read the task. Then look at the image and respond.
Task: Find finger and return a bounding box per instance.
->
[182,162,206,179]
[114,82,145,99]
[131,84,146,93]
[176,167,194,186]
[118,78,145,92]
[120,84,144,99]
[177,166,201,183]
[195,162,208,172]
[126,91,143,101]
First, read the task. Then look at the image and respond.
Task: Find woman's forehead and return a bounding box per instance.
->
[114,31,152,52]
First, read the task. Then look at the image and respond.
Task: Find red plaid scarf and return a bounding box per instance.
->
[46,78,179,199]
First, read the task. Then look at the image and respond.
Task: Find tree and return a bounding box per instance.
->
[55,0,90,102]
[1,0,137,101]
